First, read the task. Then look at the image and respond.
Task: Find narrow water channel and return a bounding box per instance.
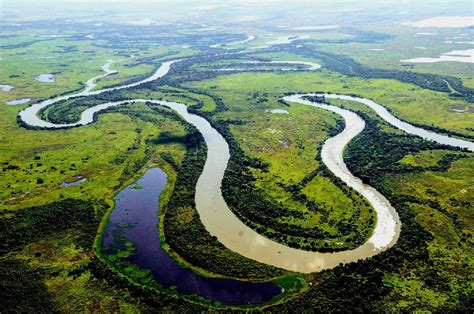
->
[18,59,473,275]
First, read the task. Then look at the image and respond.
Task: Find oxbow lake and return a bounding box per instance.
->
[101,168,282,305]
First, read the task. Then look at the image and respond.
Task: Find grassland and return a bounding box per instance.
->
[0,96,204,311]
[311,88,473,310]
[1,203,143,312]
[183,63,473,248]
[340,100,473,311]
[368,143,472,311]
[0,26,198,110]
[257,98,473,311]
[315,26,474,88]
[1,15,473,312]
[191,64,474,137]
[1,102,188,211]
[185,71,376,250]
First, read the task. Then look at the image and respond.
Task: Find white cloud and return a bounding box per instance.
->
[402,16,474,28]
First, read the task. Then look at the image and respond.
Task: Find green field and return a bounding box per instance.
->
[1,4,473,311]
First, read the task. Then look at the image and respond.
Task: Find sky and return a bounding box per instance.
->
[1,0,472,24]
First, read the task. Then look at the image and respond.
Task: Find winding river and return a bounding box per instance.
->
[217,60,321,72]
[82,56,133,94]
[210,35,256,49]
[308,93,474,152]
[17,56,473,274]
[19,58,178,128]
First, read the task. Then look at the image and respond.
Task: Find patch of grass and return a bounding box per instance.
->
[0,102,187,210]
[187,69,473,137]
[398,150,455,168]
[186,72,376,250]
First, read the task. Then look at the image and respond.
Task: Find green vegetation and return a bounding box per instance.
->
[185,71,383,250]
[290,46,474,102]
[0,199,210,312]
[0,199,140,312]
[1,10,473,312]
[261,113,472,312]
[162,126,285,279]
[313,26,474,89]
[183,65,472,310]
[1,103,187,210]
[187,61,473,136]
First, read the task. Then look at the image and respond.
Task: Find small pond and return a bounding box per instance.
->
[7,98,31,105]
[0,84,13,92]
[270,109,289,114]
[61,176,86,187]
[35,74,55,83]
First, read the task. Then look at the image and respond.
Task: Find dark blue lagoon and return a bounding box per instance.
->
[101,168,282,305]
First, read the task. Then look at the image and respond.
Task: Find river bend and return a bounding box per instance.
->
[310,93,474,152]
[17,58,473,273]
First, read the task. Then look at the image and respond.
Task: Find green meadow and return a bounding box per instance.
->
[1,8,473,312]
[191,61,474,137]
